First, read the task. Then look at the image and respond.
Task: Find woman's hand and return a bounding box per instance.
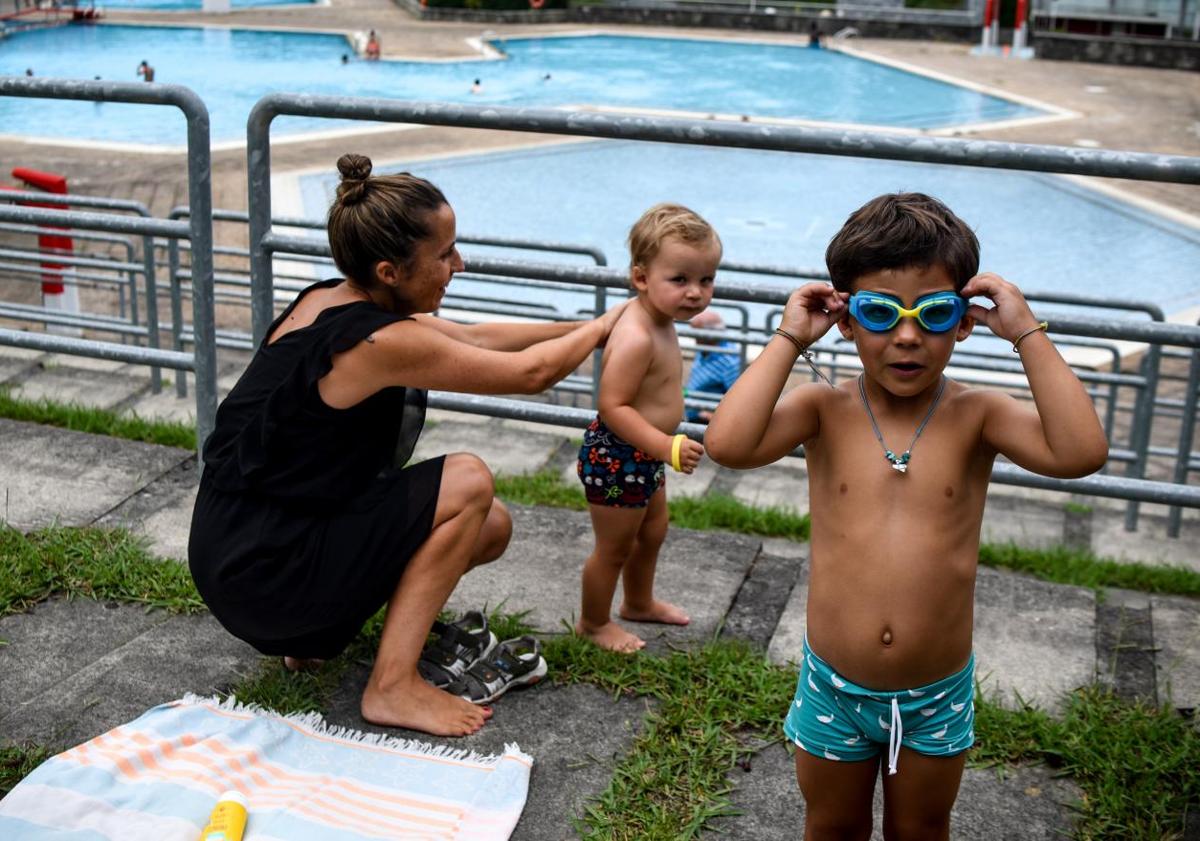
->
[778,283,849,347]
[596,300,632,347]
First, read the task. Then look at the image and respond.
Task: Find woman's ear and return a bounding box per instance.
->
[373,260,400,288]
[955,314,975,343]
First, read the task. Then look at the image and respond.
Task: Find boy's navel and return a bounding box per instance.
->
[881,628,893,646]
[944,486,954,498]
[839,483,848,495]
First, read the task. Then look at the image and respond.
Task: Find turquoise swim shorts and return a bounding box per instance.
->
[783,638,975,774]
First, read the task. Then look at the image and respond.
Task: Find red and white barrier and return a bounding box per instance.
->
[11,166,81,333]
[1013,0,1029,53]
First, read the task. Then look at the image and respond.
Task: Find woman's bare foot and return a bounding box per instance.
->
[575,619,645,653]
[283,656,325,672]
[361,675,492,736]
[620,600,690,626]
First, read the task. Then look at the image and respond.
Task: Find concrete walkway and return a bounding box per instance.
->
[1,346,1198,838]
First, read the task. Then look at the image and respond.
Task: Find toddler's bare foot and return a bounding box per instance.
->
[283,656,325,672]
[620,600,690,626]
[361,674,492,737]
[575,619,645,653]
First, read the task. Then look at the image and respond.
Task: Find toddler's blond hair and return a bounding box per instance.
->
[627,203,720,272]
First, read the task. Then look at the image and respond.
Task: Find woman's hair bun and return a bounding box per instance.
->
[336,154,373,204]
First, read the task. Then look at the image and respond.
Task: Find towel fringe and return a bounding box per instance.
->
[176,694,531,767]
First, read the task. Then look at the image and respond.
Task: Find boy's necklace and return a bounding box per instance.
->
[857,374,946,474]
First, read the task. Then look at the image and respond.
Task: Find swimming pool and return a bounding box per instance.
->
[0,25,1045,146]
[92,0,312,8]
[297,141,1200,323]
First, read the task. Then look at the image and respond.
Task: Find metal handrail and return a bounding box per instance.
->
[0,76,217,448]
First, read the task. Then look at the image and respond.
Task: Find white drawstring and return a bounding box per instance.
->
[887,696,903,775]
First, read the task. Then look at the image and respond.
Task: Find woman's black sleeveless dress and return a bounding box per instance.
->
[188,279,443,659]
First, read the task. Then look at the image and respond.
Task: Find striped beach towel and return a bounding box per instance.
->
[0,695,532,840]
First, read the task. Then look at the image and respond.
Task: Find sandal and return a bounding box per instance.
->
[448,635,548,705]
[417,610,498,689]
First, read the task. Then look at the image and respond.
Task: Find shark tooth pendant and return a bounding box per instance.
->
[884,450,910,473]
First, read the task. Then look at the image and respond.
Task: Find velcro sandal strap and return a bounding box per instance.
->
[433,622,479,652]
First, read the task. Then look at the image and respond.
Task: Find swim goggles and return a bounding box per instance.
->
[848,290,968,334]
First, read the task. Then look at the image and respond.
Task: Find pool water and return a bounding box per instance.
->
[93,0,312,8]
[299,141,1200,323]
[497,36,1037,128]
[0,26,1043,145]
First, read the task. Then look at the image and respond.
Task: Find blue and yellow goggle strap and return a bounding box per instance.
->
[848,290,968,334]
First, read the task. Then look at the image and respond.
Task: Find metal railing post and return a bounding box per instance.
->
[168,237,187,398]
[140,234,162,392]
[0,76,217,451]
[247,106,275,346]
[1168,344,1200,536]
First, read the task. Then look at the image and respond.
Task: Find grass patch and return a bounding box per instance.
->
[545,634,795,838]
[0,744,53,798]
[495,470,588,511]
[550,632,1199,840]
[228,657,340,717]
[0,391,195,450]
[669,493,808,540]
[978,542,1200,597]
[496,470,809,541]
[973,686,1200,839]
[0,524,204,617]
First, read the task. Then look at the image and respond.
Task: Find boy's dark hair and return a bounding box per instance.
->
[327,153,447,288]
[825,193,979,292]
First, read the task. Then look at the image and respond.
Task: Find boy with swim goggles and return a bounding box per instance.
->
[704,192,1108,838]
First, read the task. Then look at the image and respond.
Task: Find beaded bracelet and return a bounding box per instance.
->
[1012,321,1049,353]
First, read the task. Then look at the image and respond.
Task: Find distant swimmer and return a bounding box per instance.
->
[542,73,551,82]
[342,53,350,65]
[808,20,823,48]
[470,78,482,94]
[24,68,33,77]
[137,60,155,82]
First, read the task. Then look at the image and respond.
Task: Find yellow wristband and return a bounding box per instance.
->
[670,434,686,473]
[1012,321,1049,353]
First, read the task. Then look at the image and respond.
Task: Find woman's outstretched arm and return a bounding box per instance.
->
[412,314,588,352]
[319,304,627,407]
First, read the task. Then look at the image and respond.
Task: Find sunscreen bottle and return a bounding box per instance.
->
[200,791,247,841]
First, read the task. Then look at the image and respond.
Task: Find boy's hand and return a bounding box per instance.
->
[676,438,704,474]
[961,273,1041,344]
[779,283,849,346]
